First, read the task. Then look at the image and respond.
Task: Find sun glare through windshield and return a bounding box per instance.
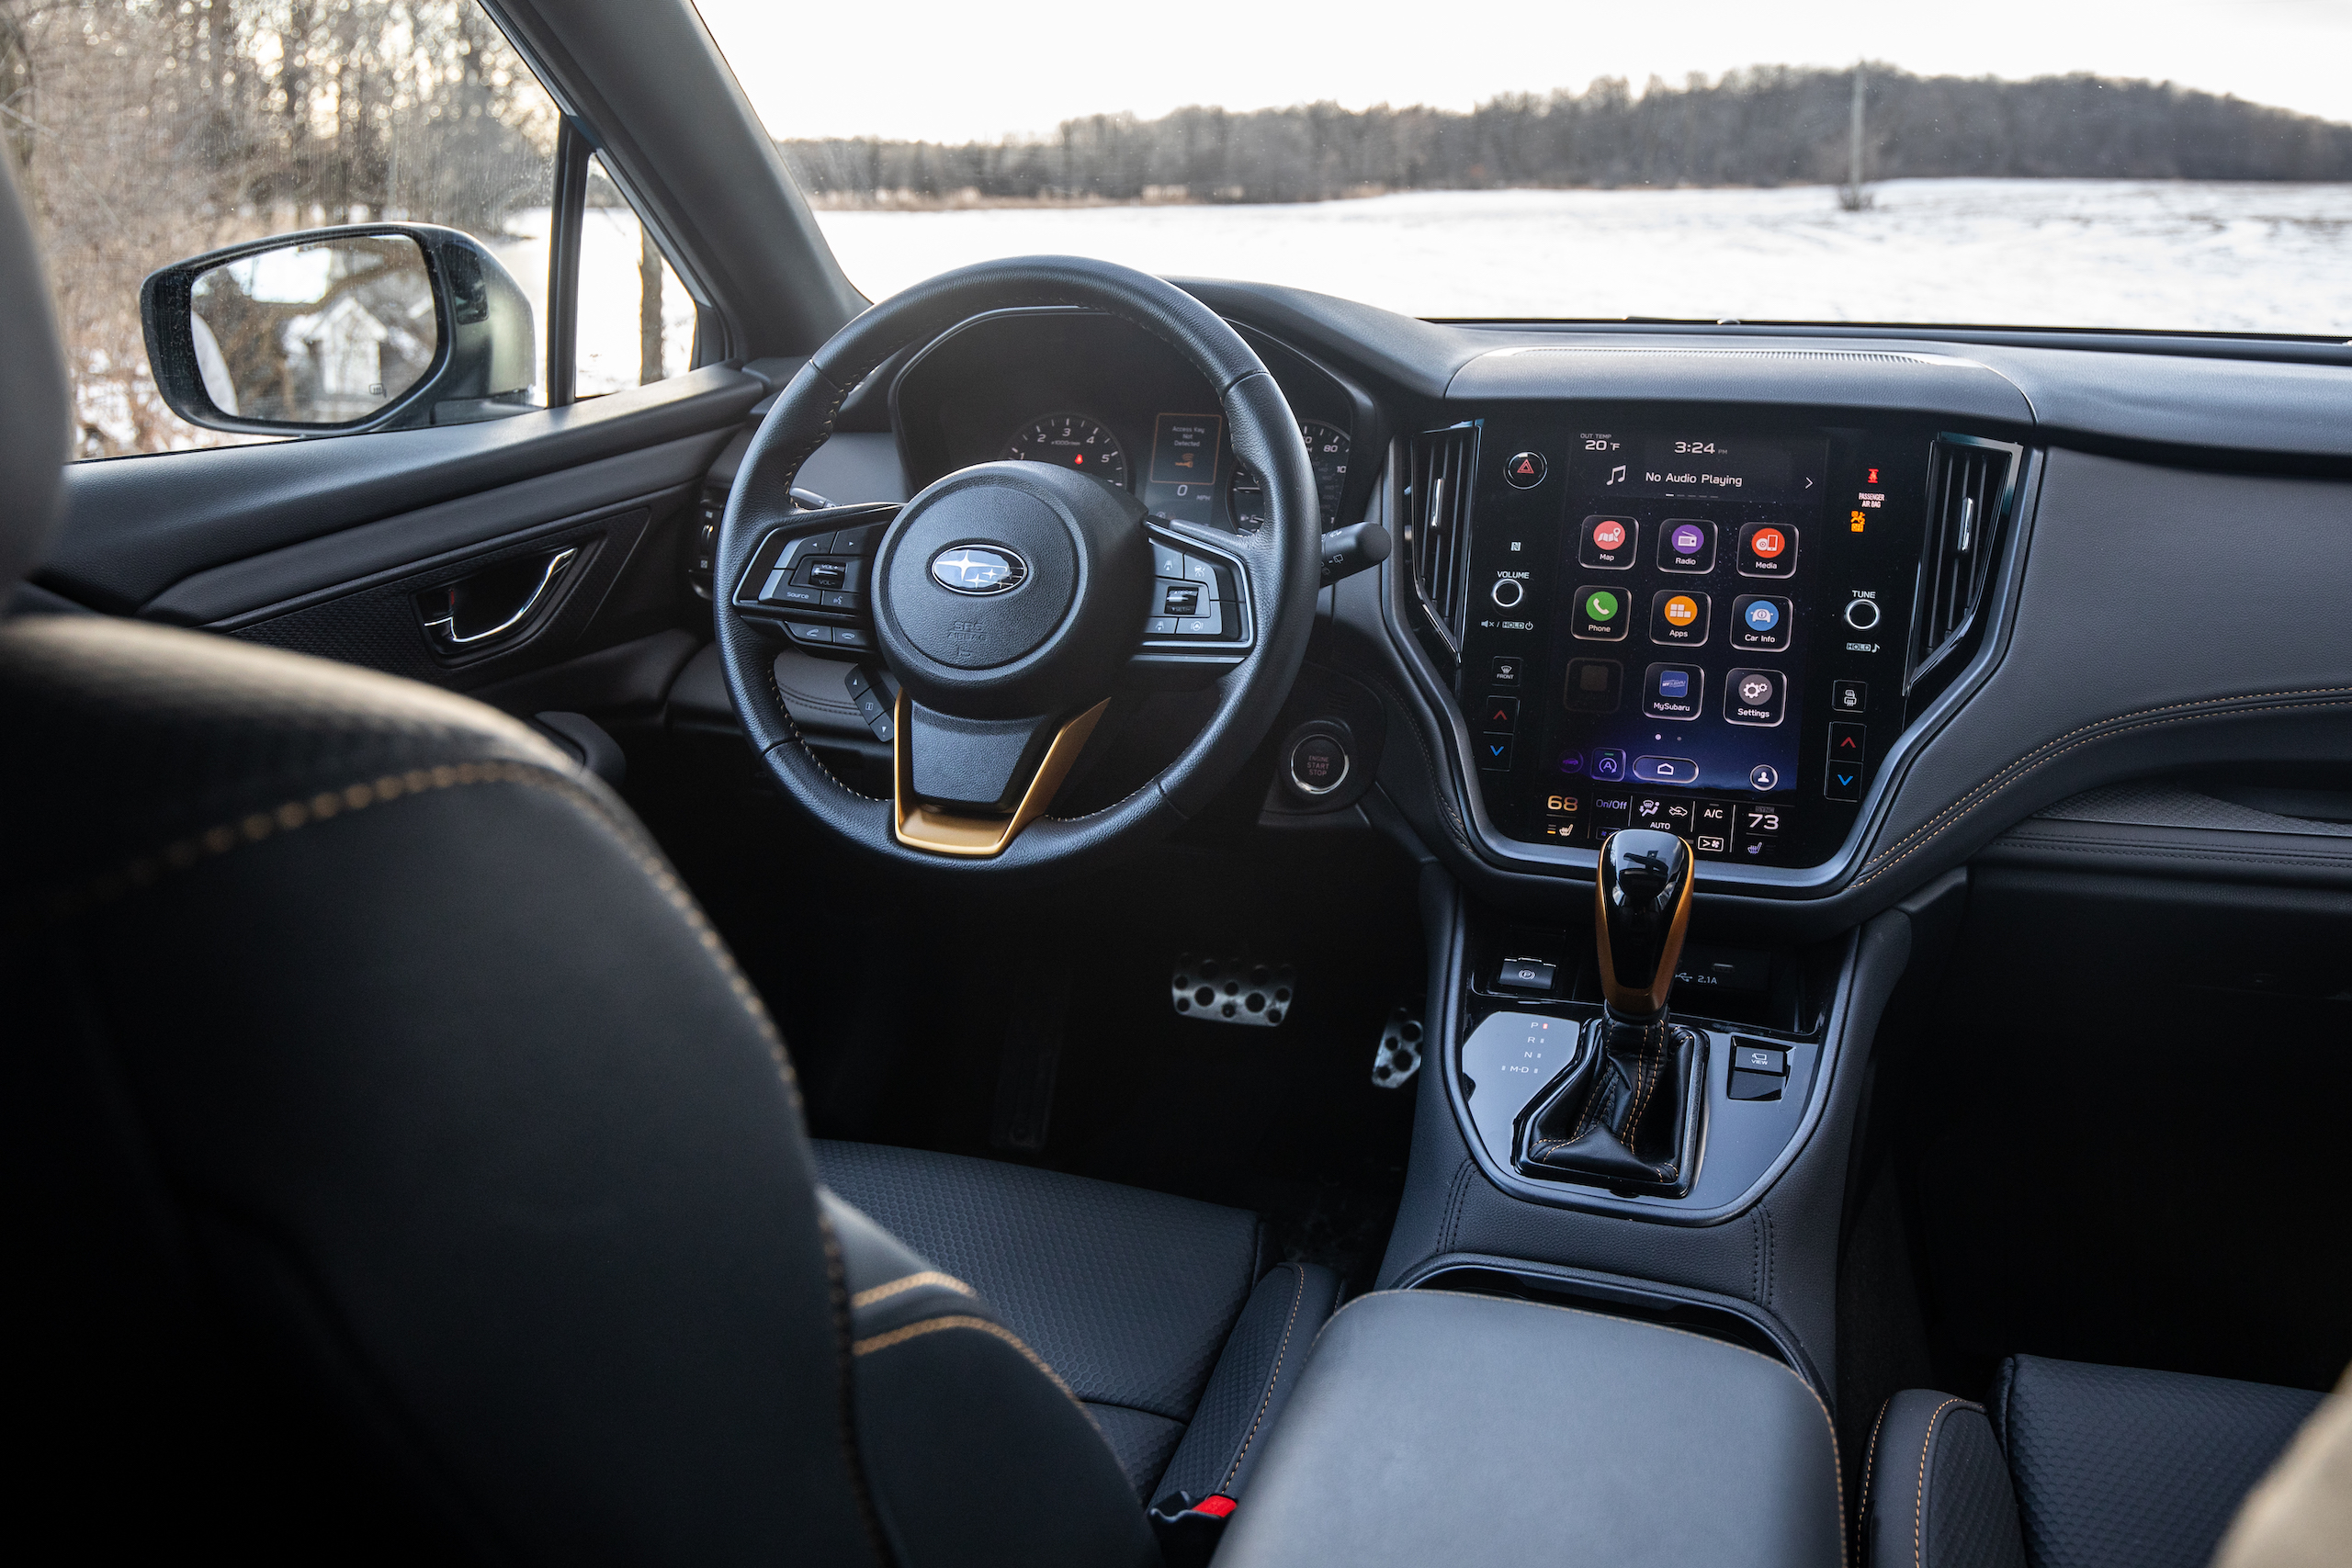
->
[697,0,2352,335]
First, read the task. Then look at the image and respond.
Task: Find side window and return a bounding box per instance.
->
[573,154,694,396]
[5,2,688,459]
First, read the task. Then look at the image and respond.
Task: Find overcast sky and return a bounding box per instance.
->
[694,0,2352,143]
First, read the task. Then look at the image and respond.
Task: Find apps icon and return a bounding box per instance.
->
[1578,515,1638,570]
[1643,662,1704,720]
[1724,667,1788,727]
[1564,659,1623,713]
[1731,594,1792,651]
[1589,749,1627,782]
[1657,518,1717,573]
[1737,522,1799,579]
[1649,590,1711,646]
[1573,584,1630,641]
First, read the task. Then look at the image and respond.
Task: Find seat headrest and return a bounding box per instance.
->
[0,153,72,598]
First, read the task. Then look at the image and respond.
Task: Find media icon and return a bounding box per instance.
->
[1737,522,1799,579]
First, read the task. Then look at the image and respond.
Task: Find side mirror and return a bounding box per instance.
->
[141,224,537,436]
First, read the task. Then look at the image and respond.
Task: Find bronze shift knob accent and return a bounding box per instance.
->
[1593,829,1694,1017]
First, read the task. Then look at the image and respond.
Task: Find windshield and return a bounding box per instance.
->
[695,0,2352,336]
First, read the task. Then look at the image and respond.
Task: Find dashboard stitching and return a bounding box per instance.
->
[1853,685,2352,889]
[1992,831,2352,867]
[1349,660,1471,849]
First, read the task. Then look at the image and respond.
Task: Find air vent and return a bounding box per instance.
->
[1404,423,1479,655]
[1907,434,2023,691]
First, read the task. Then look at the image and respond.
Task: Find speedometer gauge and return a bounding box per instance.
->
[1229,420,1350,532]
[1004,413,1129,491]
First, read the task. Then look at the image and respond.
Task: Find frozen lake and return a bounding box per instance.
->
[810,179,2352,337]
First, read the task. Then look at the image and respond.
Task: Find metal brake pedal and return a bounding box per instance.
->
[1372,1002,1425,1089]
[1171,954,1295,1027]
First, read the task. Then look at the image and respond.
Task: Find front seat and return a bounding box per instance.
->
[1863,1354,2330,1568]
[0,157,1332,1563]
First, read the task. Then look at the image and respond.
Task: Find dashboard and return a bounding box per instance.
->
[766,290,2352,922]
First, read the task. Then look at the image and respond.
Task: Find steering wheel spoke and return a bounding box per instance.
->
[892,691,1110,857]
[1131,520,1254,674]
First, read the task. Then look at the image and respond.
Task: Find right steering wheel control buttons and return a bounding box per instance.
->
[1143,541,1242,642]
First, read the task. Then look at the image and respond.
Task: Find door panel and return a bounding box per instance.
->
[30,366,772,705]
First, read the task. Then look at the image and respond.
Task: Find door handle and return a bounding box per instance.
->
[420,547,577,650]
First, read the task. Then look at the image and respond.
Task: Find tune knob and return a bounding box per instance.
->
[1843,597,1882,630]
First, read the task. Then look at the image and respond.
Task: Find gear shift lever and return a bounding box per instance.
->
[1595,829,1694,1016]
[1518,829,1710,1195]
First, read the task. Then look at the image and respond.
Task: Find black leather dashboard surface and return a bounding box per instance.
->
[1849,451,2352,900]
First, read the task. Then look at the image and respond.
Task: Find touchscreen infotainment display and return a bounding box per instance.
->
[1539,430,1827,818]
[1452,413,1926,870]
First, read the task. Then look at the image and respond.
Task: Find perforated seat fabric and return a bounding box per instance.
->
[1865,1355,2326,1568]
[814,1141,1339,1498]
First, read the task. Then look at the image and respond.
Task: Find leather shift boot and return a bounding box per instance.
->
[1518,1010,1705,1195]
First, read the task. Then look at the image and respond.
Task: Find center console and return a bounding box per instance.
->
[1437,409,1973,870]
[1207,1289,1844,1568]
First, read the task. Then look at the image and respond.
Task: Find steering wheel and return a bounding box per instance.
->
[713,257,1322,874]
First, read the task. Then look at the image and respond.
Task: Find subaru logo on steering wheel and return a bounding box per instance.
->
[928,544,1028,596]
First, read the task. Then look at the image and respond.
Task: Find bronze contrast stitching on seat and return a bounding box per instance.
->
[1221,1264,1308,1491]
[849,1270,976,1309]
[1911,1397,1968,1568]
[1859,1394,1893,1540]
[25,759,802,1103]
[814,1206,897,1566]
[851,1314,1086,1409]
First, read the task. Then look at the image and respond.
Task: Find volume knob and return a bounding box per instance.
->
[1490,578,1526,608]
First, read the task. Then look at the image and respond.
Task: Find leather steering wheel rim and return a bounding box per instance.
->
[713,256,1322,876]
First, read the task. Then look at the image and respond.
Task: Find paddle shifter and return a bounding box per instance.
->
[1519,829,1709,1196]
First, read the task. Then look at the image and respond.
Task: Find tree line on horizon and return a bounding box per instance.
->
[778,64,2352,206]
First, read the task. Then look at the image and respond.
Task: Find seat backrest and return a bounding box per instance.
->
[1,155,1149,1568]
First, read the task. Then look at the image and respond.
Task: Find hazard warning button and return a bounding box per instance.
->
[1503,451,1546,490]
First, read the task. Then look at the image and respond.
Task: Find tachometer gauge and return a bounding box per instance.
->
[1004,413,1128,490]
[1229,419,1351,531]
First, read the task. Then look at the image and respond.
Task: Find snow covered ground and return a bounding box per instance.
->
[809,179,2352,336]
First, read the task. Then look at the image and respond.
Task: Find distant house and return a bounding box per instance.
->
[277,294,429,421]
